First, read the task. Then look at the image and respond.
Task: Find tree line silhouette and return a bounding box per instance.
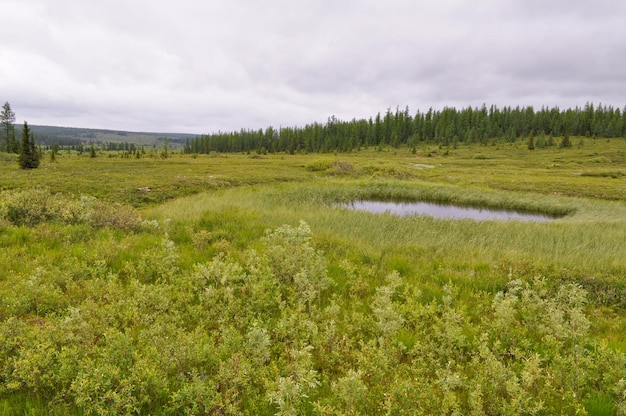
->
[184,103,626,154]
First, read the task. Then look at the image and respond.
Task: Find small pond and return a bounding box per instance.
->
[342,200,557,222]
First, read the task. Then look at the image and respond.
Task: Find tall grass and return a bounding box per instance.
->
[147,180,625,275]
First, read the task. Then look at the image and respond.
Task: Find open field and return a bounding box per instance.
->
[1,139,625,414]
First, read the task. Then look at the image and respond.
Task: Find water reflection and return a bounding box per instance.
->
[343,200,555,222]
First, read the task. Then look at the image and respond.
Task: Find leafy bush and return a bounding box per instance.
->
[262,221,332,309]
[305,159,333,172]
[0,222,624,414]
[0,189,141,230]
[329,161,356,175]
[1,188,57,226]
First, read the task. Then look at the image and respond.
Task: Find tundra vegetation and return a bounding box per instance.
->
[0,108,626,414]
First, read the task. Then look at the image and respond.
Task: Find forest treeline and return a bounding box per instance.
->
[185,103,626,154]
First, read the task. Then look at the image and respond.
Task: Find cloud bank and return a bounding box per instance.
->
[1,0,625,133]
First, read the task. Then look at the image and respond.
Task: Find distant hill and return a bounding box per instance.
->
[15,125,198,147]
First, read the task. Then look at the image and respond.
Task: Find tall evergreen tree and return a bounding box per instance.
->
[527,131,535,150]
[18,121,40,169]
[1,101,16,153]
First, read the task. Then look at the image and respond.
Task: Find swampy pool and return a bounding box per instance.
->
[343,200,556,222]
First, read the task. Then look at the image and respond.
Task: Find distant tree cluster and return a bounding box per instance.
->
[184,103,626,154]
[1,102,42,168]
[31,134,83,147]
[104,141,137,152]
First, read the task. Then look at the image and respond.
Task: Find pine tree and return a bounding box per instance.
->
[535,130,546,148]
[1,101,16,153]
[160,139,169,158]
[50,143,59,162]
[527,131,535,150]
[18,121,40,169]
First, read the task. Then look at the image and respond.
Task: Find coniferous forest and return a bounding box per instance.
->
[185,103,626,154]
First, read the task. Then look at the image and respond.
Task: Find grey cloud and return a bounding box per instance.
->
[1,0,625,133]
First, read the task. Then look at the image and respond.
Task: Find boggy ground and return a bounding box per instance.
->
[0,139,625,414]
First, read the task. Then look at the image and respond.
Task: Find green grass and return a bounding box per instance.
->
[0,152,315,206]
[0,395,48,416]
[3,140,623,301]
[1,138,625,414]
[147,179,624,267]
[1,138,625,204]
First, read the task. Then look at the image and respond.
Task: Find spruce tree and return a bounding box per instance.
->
[1,101,16,153]
[50,143,59,162]
[527,131,535,150]
[18,121,40,169]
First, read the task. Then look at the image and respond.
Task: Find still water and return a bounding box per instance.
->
[343,200,555,222]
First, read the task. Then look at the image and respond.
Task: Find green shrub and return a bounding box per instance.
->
[2,188,56,226]
[0,189,141,230]
[1,222,625,414]
[305,159,333,172]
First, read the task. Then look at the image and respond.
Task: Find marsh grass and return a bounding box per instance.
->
[1,139,625,413]
[0,394,75,416]
[145,177,626,323]
[0,152,315,206]
[3,141,624,300]
[1,138,624,203]
[148,179,624,270]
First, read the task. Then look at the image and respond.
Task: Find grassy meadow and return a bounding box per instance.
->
[1,139,626,415]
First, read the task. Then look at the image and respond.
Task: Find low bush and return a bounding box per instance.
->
[0,222,623,414]
[0,189,142,230]
[305,159,334,172]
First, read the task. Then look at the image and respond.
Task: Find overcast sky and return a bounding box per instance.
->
[2,0,625,134]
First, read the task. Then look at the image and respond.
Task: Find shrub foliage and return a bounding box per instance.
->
[0,214,624,415]
[0,189,141,230]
